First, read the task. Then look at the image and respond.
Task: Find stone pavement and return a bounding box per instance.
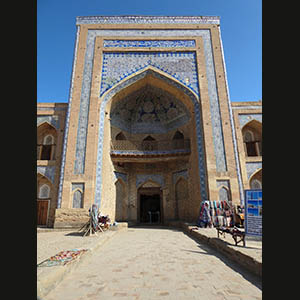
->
[37,224,127,298]
[181,224,262,277]
[43,226,262,300]
[186,226,261,262]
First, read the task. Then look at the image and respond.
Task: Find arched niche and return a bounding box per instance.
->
[242,120,262,157]
[249,168,262,189]
[175,177,189,221]
[115,179,127,221]
[37,122,57,160]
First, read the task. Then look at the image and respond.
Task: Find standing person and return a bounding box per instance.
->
[197,202,212,228]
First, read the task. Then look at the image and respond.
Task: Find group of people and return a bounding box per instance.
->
[197,200,241,228]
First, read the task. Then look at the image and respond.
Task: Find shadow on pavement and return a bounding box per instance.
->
[182,231,262,291]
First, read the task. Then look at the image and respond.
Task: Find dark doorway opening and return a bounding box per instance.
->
[138,187,163,224]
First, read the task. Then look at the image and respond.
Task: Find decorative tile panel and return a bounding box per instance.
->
[136,174,164,188]
[238,114,262,128]
[110,84,190,134]
[111,149,190,156]
[37,115,60,129]
[76,15,220,25]
[72,183,84,208]
[37,166,56,184]
[57,25,80,208]
[101,51,199,97]
[103,39,196,48]
[246,162,262,179]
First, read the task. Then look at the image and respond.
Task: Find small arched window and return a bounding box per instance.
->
[72,190,83,208]
[243,130,257,156]
[218,186,231,202]
[40,135,54,160]
[39,184,50,199]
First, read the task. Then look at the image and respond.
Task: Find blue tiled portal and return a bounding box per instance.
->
[71,28,228,207]
[94,69,208,207]
[100,51,199,97]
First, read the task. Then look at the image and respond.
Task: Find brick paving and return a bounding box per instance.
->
[37,229,112,264]
[43,227,262,300]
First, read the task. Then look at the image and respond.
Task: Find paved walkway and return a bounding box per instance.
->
[44,227,261,300]
[187,226,262,263]
[37,229,112,265]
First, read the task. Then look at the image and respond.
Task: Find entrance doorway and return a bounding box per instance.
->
[138,187,162,224]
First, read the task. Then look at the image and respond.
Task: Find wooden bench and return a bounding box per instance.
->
[216,226,246,247]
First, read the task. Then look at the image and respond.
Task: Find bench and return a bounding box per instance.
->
[216,226,246,247]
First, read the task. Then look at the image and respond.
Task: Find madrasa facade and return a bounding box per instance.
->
[37,16,262,228]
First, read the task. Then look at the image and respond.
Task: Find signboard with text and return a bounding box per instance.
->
[244,189,262,236]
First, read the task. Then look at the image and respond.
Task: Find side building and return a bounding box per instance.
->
[37,103,68,226]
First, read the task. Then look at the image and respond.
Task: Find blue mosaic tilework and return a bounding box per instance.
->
[100,51,199,97]
[94,69,208,207]
[111,149,190,156]
[37,166,56,184]
[238,114,262,128]
[96,30,227,172]
[73,29,227,178]
[76,15,220,25]
[110,84,191,134]
[37,115,60,130]
[57,25,80,208]
[72,28,228,204]
[103,39,196,48]
[73,30,96,174]
[246,162,262,179]
[136,174,164,188]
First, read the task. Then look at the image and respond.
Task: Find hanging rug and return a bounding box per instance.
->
[37,249,88,267]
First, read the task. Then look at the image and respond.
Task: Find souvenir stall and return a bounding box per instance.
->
[198,200,235,228]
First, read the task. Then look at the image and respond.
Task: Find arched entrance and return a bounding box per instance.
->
[94,67,208,223]
[137,187,163,224]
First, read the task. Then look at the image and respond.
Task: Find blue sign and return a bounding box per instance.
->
[244,189,262,236]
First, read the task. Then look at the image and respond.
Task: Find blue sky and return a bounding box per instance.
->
[37,0,261,103]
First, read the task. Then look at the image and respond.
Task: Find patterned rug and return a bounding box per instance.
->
[37,249,88,267]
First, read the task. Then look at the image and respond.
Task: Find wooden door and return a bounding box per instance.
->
[37,200,49,225]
